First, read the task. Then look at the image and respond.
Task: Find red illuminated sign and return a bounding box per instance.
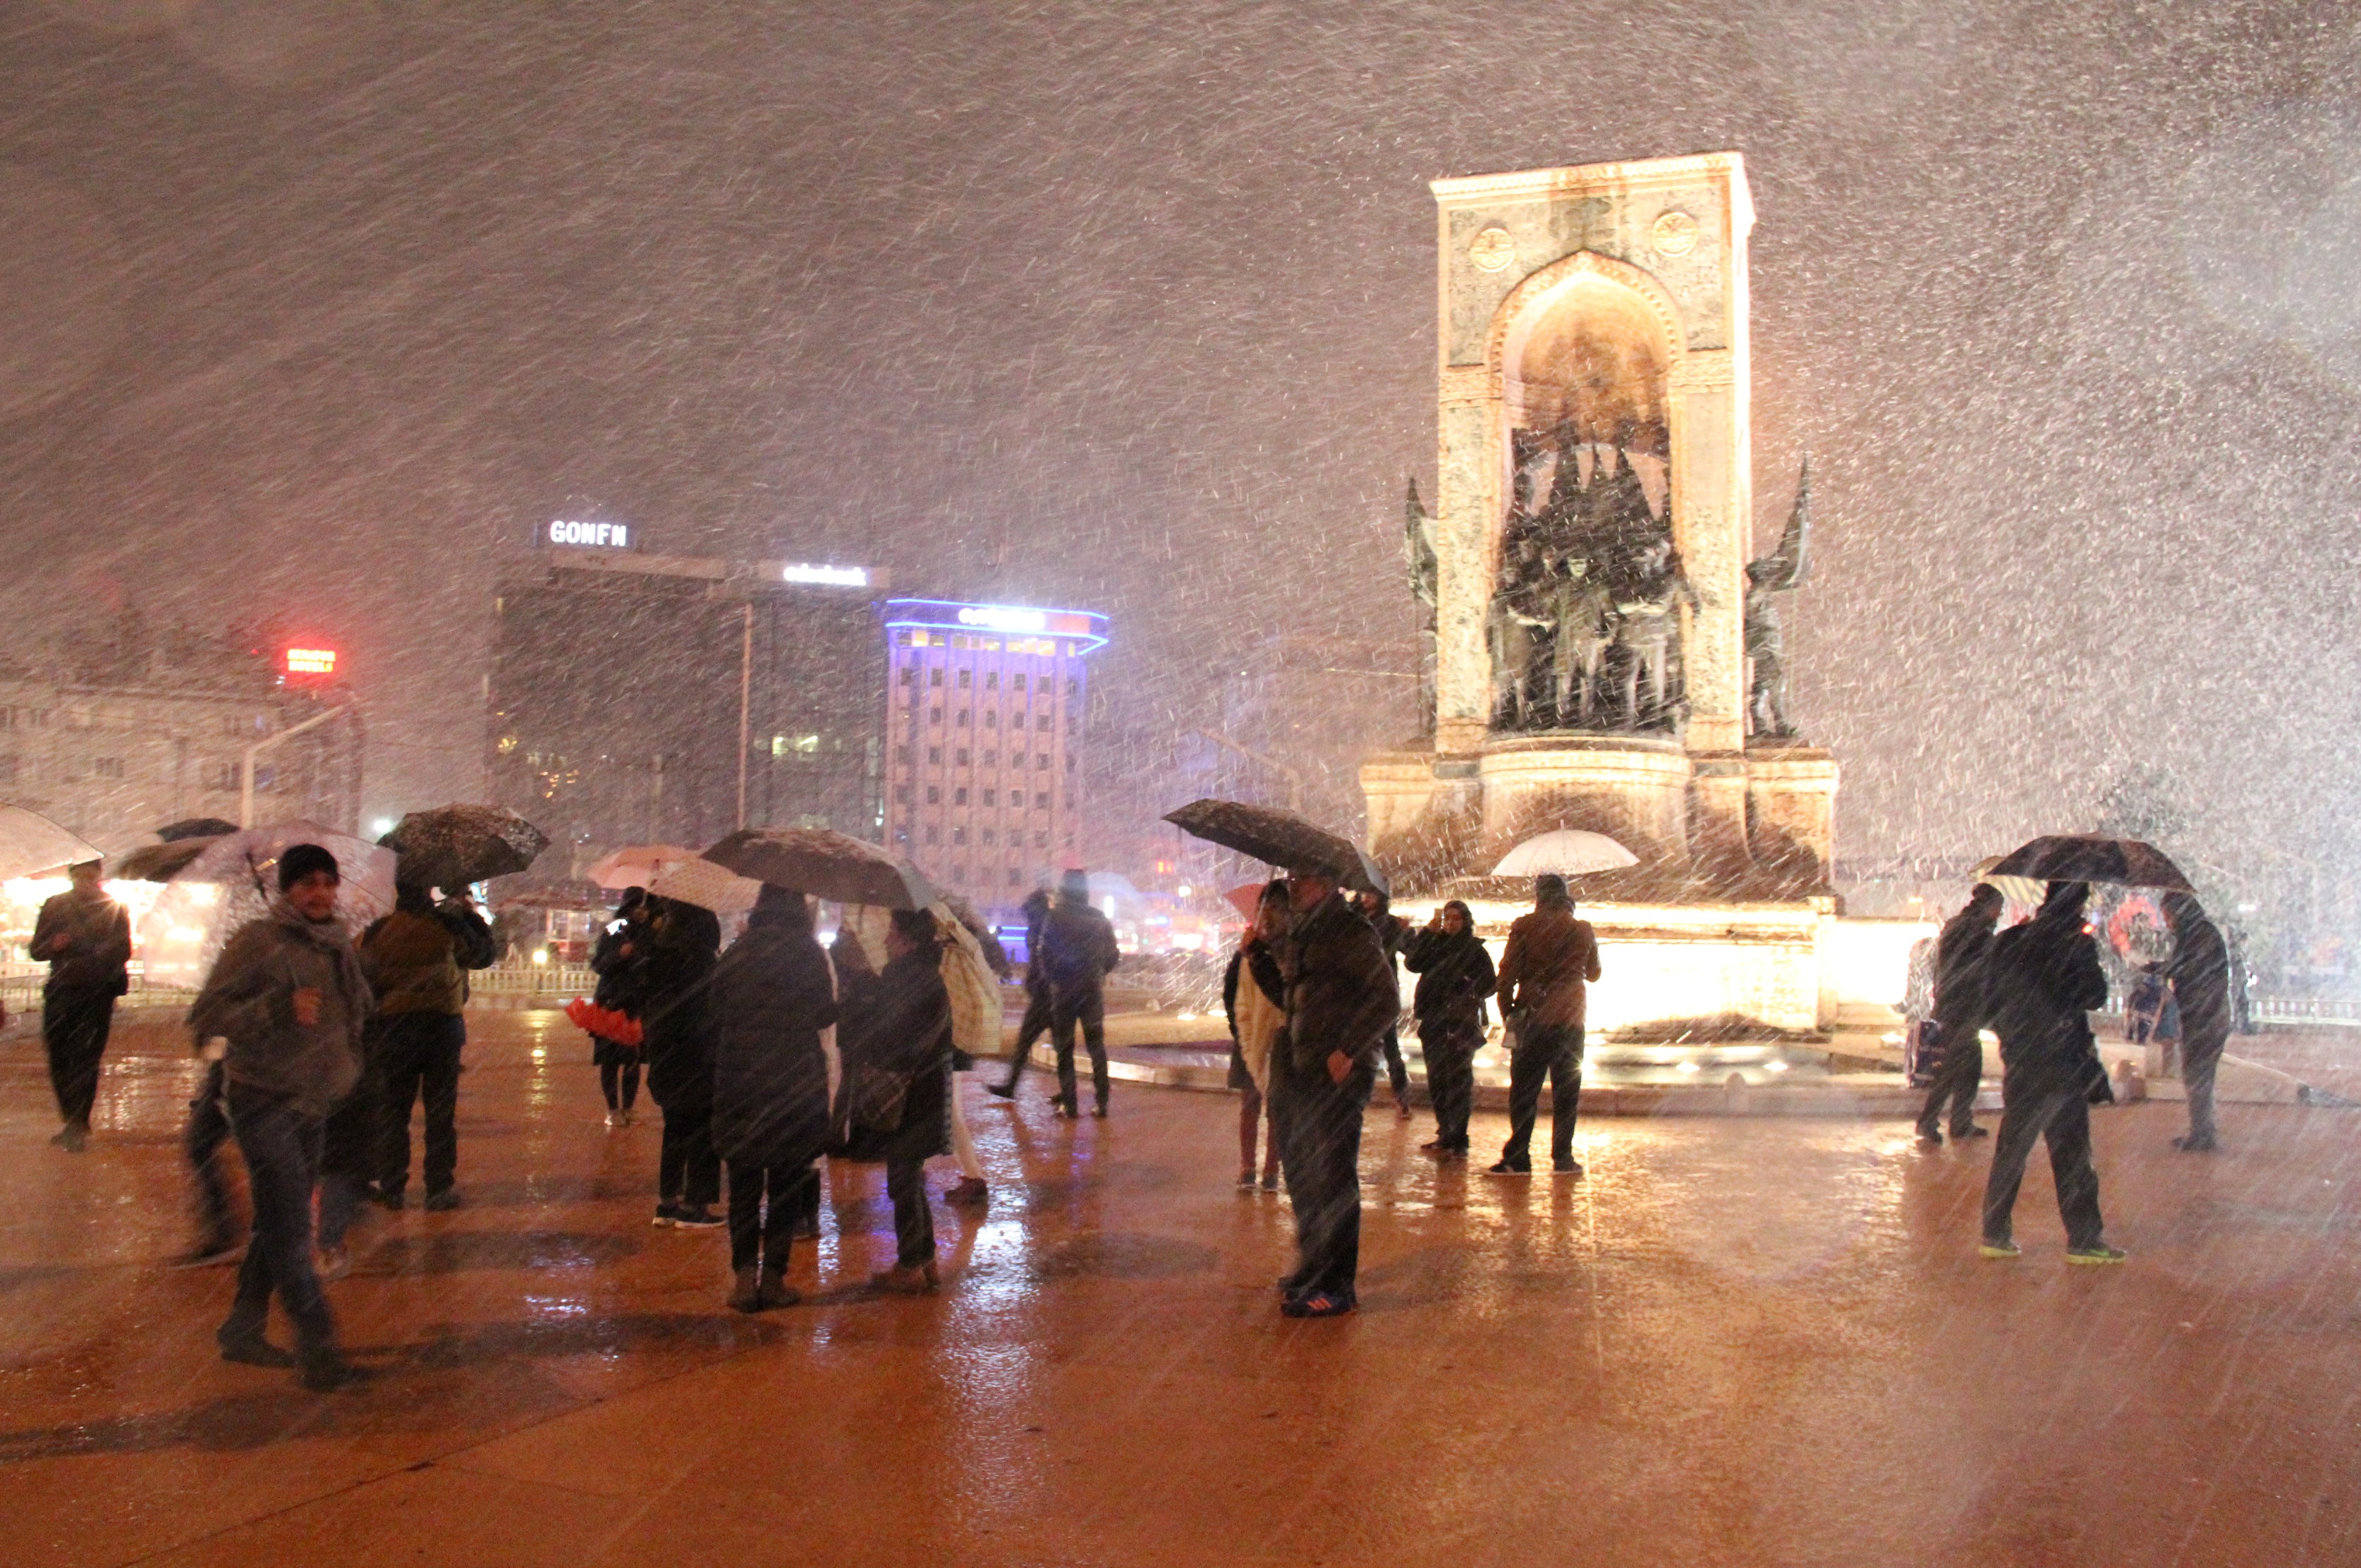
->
[283,647,338,677]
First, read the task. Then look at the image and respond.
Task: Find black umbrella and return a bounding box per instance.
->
[116,837,221,881]
[702,828,938,910]
[1987,834,2193,892]
[154,816,238,843]
[1162,798,1389,897]
[381,804,551,888]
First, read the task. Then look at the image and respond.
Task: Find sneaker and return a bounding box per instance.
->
[1915,1124,1942,1144]
[1051,1099,1077,1119]
[871,1261,939,1294]
[945,1176,989,1207]
[2172,1135,2219,1153]
[617,1108,635,1127]
[2066,1246,2128,1266]
[1237,1172,1259,1190]
[423,1189,461,1213]
[1552,1156,1583,1177]
[1394,1097,1413,1121]
[317,1245,351,1282]
[218,1328,295,1368]
[1979,1239,2021,1260]
[984,1082,1016,1101]
[757,1276,800,1310]
[652,1203,681,1227]
[728,1265,762,1313]
[603,1110,618,1128]
[1954,1125,1990,1139]
[673,1204,724,1229]
[1259,1172,1281,1193]
[1092,1102,1109,1120]
[1487,1159,1532,1176]
[1281,1290,1357,1318]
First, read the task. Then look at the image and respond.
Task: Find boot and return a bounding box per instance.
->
[728,1264,762,1313]
[757,1263,798,1310]
[218,1319,294,1368]
[298,1345,365,1390]
[870,1260,939,1294]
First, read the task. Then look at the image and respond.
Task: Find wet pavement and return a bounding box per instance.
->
[4,1008,2360,1567]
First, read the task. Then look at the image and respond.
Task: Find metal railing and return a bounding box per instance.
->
[470,957,596,999]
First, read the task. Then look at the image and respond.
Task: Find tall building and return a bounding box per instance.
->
[488,548,889,862]
[881,599,1108,916]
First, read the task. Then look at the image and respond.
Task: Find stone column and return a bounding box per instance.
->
[1433,367,1492,757]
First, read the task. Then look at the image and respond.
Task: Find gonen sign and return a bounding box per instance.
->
[548,519,630,549]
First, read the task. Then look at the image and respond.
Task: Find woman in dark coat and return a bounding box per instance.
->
[640,896,724,1228]
[590,888,652,1127]
[1979,881,2122,1263]
[836,907,954,1293]
[1402,898,1496,1158]
[710,885,837,1311]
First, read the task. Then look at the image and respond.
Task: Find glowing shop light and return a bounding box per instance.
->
[780,563,870,587]
[283,647,337,675]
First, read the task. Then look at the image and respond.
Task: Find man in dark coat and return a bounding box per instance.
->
[837,907,955,1293]
[642,898,725,1228]
[1354,888,1415,1119]
[1489,874,1602,1177]
[30,859,131,1152]
[1915,883,2003,1144]
[362,881,495,1211]
[1037,869,1121,1117]
[1979,880,2123,1263]
[2164,891,2232,1153]
[710,885,838,1310]
[1253,867,1398,1318]
[988,886,1056,1101]
[1403,898,1495,1158]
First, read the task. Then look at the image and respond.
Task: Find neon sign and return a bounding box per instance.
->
[781,563,870,587]
[548,520,630,549]
[885,599,1108,655]
[957,606,1047,633]
[283,648,337,675]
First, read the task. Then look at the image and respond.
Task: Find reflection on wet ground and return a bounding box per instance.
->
[2,1009,2358,1566]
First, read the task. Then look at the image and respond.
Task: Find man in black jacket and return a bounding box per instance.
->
[1979,881,2123,1263]
[989,886,1056,1101]
[1037,870,1121,1117]
[1354,888,1415,1118]
[1402,899,1495,1157]
[2164,891,2232,1152]
[30,859,131,1152]
[1915,883,2003,1144]
[1254,867,1399,1318]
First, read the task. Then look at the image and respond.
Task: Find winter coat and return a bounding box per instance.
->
[1038,899,1121,1005]
[360,908,468,1016]
[641,904,722,1110]
[1931,907,1998,1034]
[1269,893,1398,1083]
[709,907,838,1170]
[32,888,130,997]
[2166,909,2233,1063]
[1402,924,1496,1031]
[188,900,372,1118]
[1224,938,1288,1092]
[1495,906,1602,1031]
[834,943,953,1162]
[1986,903,2111,1099]
[590,916,652,1016]
[937,914,1004,1065]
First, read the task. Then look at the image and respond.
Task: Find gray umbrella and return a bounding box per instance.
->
[702,828,937,910]
[1987,834,2193,892]
[116,837,222,882]
[382,804,551,889]
[1161,798,1389,896]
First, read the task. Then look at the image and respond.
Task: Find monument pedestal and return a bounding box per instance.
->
[1477,733,1690,867]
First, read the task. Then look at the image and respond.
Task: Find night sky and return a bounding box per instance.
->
[2,2,2356,918]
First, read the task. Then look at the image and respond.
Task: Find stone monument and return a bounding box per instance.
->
[1365,152,1840,907]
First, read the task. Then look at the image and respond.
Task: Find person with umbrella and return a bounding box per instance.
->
[836,907,957,1293]
[1489,874,1602,1177]
[589,888,654,1127]
[1915,883,2003,1144]
[30,858,131,1152]
[642,896,726,1229]
[1253,864,1398,1318]
[1222,880,1289,1191]
[188,843,370,1390]
[709,886,838,1310]
[360,878,495,1211]
[1402,899,1496,1159]
[1979,881,2125,1264]
[1037,869,1122,1118]
[2164,891,2233,1153]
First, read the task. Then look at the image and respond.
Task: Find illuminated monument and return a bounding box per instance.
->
[1366,154,1859,1037]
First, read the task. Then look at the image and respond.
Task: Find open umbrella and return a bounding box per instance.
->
[647,855,764,915]
[584,843,702,890]
[1161,798,1388,896]
[1491,828,1640,878]
[702,827,937,910]
[382,804,550,888]
[1969,857,2049,911]
[154,816,239,843]
[0,804,102,881]
[1987,835,2193,892]
[138,823,397,989]
[116,838,221,882]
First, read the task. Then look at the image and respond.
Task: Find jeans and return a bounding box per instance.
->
[1420,1016,1482,1149]
[42,986,116,1127]
[223,1085,335,1352]
[1982,1082,2106,1249]
[728,1162,815,1271]
[1051,989,1109,1111]
[185,1060,237,1249]
[1916,1016,1984,1135]
[1271,1058,1372,1299]
[886,1148,935,1267]
[377,1012,464,1197]
[2185,1043,2222,1144]
[659,1103,721,1208]
[998,984,1054,1092]
[1378,1025,1410,1105]
[1503,1022,1582,1165]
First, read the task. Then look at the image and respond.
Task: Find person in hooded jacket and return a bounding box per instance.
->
[836,907,955,1293]
[589,887,653,1126]
[642,896,725,1228]
[187,843,370,1390]
[362,880,495,1211]
[1915,883,2003,1144]
[1402,899,1496,1158]
[2164,891,2232,1153]
[709,886,837,1311]
[1979,880,2123,1263]
[1037,869,1121,1117]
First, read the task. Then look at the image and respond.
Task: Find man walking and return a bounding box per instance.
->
[988,886,1056,1101]
[1037,870,1121,1118]
[1255,866,1398,1318]
[2164,891,2232,1153]
[30,859,130,1151]
[1980,881,2124,1264]
[1489,874,1601,1177]
[364,880,495,1211]
[1915,883,2003,1143]
[188,843,370,1389]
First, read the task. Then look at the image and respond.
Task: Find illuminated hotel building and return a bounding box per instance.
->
[882,599,1108,912]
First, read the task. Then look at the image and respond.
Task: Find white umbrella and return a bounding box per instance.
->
[138,823,396,990]
[0,804,102,881]
[648,856,763,915]
[1491,829,1640,878]
[585,843,702,890]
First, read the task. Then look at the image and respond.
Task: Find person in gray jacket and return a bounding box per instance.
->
[188,843,372,1390]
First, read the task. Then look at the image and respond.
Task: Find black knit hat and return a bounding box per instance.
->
[276,843,340,892]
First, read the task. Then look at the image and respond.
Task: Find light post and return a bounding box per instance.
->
[240,704,354,829]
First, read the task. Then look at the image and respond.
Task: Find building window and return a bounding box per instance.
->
[1035,831,1049,849]
[94,757,125,779]
[0,757,16,782]
[205,761,236,790]
[928,746,942,766]
[899,668,915,685]
[1035,791,1051,809]
[1008,867,1022,886]
[894,785,912,804]
[1013,674,1027,691]
[982,829,997,846]
[953,788,969,806]
[953,827,967,845]
[925,826,940,845]
[1036,713,1051,730]
[1068,678,1079,696]
[0,710,11,730]
[1037,753,1050,769]
[927,786,942,804]
[929,707,943,725]
[894,745,911,766]
[985,673,999,690]
[982,788,996,807]
[984,711,997,729]
[983,750,997,767]
[956,748,971,766]
[929,668,944,687]
[956,711,970,728]
[958,669,972,689]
